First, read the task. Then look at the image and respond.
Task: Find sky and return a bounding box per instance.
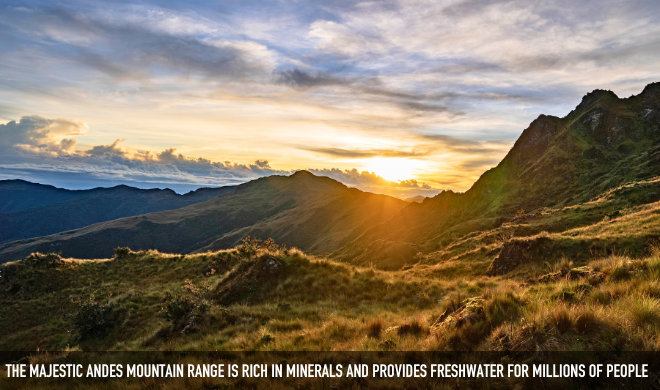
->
[0,0,659,197]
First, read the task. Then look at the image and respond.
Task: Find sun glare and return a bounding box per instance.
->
[364,157,418,182]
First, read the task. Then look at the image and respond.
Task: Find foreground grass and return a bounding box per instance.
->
[2,241,660,353]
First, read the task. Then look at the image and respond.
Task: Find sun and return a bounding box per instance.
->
[363,157,418,182]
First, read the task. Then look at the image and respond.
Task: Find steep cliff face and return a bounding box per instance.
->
[463,82,660,214]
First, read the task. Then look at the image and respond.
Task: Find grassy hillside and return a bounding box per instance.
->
[0,172,407,263]
[0,182,236,244]
[2,236,660,354]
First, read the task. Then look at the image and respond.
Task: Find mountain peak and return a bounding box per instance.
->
[640,81,660,99]
[291,170,315,178]
[576,89,618,111]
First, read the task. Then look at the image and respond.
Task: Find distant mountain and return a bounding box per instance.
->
[0,171,407,262]
[333,82,660,267]
[0,181,236,245]
[404,195,427,203]
[0,180,87,214]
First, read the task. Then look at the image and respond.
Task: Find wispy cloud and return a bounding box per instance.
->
[300,147,430,158]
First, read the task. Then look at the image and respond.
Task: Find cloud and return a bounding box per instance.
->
[0,115,442,197]
[301,147,429,158]
[254,160,270,168]
[308,168,442,198]
[274,68,349,89]
[457,158,503,170]
[0,115,88,155]
[0,115,291,189]
[1,0,659,198]
[418,134,511,155]
[398,179,432,190]
[308,168,437,191]
[300,134,510,161]
[86,139,127,156]
[5,7,277,83]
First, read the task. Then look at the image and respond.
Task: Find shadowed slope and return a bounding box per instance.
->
[0,182,236,244]
[0,171,407,263]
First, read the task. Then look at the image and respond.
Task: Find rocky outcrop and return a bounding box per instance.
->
[486,236,553,276]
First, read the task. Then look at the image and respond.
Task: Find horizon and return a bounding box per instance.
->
[0,169,440,199]
[1,0,659,198]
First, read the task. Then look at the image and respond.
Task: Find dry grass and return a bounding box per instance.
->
[365,317,384,339]
[2,239,660,354]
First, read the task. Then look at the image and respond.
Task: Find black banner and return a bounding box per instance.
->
[2,351,660,389]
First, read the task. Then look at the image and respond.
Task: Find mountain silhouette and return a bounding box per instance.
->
[0,181,236,244]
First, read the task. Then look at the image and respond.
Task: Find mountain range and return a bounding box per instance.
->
[0,181,236,245]
[0,82,658,267]
[0,173,406,262]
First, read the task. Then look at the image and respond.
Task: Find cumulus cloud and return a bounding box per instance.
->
[0,115,87,155]
[0,115,291,189]
[254,160,270,168]
[86,139,127,156]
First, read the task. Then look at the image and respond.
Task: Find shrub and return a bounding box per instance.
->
[237,237,280,259]
[366,317,384,339]
[238,236,262,259]
[550,305,573,333]
[23,252,62,267]
[161,279,211,330]
[259,332,275,345]
[546,257,573,275]
[162,294,198,323]
[574,306,601,333]
[73,294,115,339]
[113,247,131,259]
[379,338,397,349]
[261,238,279,251]
[397,319,426,337]
[484,290,521,326]
[610,265,631,281]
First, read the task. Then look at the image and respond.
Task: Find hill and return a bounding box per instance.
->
[404,195,427,203]
[334,82,660,268]
[0,182,236,245]
[0,171,408,263]
[1,243,659,356]
[0,180,88,214]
